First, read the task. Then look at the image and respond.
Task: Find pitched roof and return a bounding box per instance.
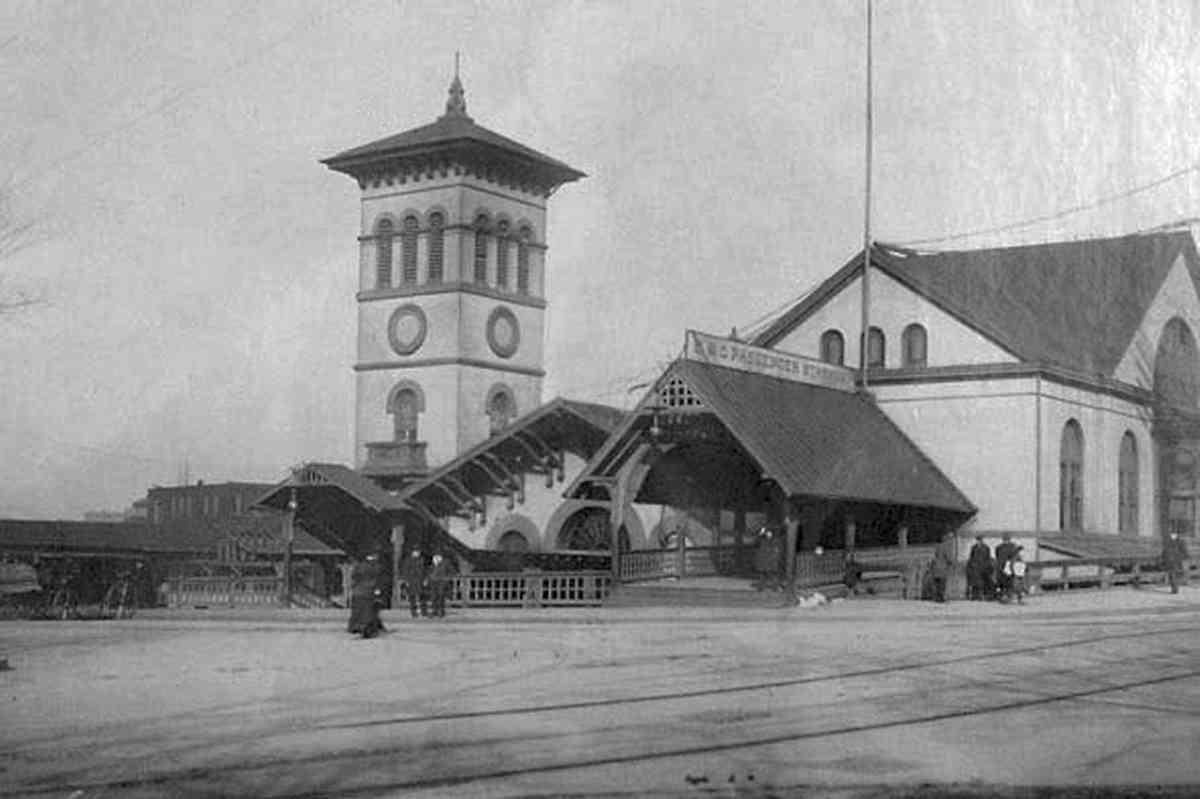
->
[322,111,585,192]
[395,397,624,516]
[672,360,975,513]
[254,463,406,514]
[754,231,1200,378]
[572,360,975,515]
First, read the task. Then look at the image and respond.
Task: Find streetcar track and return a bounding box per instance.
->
[310,623,1200,729]
[11,665,1200,798]
[5,615,1199,797]
[7,623,1198,766]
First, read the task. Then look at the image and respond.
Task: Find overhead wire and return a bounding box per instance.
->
[895,160,1200,249]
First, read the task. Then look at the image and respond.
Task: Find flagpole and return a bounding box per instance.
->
[860,0,873,392]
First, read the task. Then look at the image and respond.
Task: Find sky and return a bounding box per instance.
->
[1,0,1199,519]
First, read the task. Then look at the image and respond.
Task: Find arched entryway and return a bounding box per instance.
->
[555,507,630,552]
[1154,317,1200,539]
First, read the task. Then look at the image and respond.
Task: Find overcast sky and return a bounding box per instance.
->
[1,0,1198,518]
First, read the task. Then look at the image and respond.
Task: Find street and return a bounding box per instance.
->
[2,587,1199,798]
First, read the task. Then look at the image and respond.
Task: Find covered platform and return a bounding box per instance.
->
[570,331,977,593]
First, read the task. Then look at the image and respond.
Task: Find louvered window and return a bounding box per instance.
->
[427,212,444,282]
[401,215,419,284]
[375,218,393,288]
[496,220,510,289]
[516,226,532,294]
[474,215,489,284]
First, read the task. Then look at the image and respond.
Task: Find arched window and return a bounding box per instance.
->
[495,220,510,290]
[1059,420,1084,532]
[390,386,423,443]
[1118,431,1138,536]
[486,384,517,435]
[902,324,927,368]
[1154,317,1200,410]
[427,211,445,283]
[497,530,529,553]
[401,214,419,285]
[375,218,393,288]
[820,330,845,365]
[862,326,885,368]
[516,226,532,294]
[473,214,490,285]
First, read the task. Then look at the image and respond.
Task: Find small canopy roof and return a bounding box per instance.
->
[255,463,406,558]
[395,397,625,521]
[574,359,976,516]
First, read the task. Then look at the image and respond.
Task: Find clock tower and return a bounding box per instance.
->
[323,70,585,485]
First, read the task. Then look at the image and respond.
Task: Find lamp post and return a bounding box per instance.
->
[283,489,297,607]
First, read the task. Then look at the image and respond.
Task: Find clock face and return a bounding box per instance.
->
[486,306,520,359]
[388,304,427,356]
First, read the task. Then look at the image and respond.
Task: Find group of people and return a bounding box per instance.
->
[346,547,458,638]
[398,548,457,619]
[965,534,1028,604]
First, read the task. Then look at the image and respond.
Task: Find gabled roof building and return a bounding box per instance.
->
[746,230,1200,542]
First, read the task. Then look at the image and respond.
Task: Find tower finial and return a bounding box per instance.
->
[444,51,469,118]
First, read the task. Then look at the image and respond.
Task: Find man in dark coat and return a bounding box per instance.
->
[994,534,1019,600]
[347,553,383,638]
[753,527,781,591]
[966,536,993,601]
[399,548,428,617]
[426,551,456,618]
[1163,531,1190,594]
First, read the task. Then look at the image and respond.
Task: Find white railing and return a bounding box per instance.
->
[398,571,613,607]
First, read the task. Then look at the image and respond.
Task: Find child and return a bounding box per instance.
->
[1005,547,1028,605]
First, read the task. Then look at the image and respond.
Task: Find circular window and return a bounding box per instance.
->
[388,304,427,356]
[486,306,520,359]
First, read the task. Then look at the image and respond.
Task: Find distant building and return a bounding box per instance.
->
[146,481,275,524]
[125,498,150,521]
[82,510,126,523]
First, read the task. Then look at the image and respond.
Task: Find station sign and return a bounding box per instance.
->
[684,329,856,393]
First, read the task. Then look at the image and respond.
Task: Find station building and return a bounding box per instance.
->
[261,72,1194,596]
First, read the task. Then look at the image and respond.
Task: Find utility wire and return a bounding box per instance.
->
[12,0,355,191]
[896,160,1200,248]
[737,284,818,342]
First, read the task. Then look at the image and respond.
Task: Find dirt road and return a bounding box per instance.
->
[2,587,1198,798]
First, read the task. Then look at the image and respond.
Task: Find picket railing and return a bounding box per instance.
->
[398,571,613,607]
[165,576,282,608]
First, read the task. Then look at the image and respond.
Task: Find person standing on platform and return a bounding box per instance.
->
[928,533,956,603]
[426,551,456,618]
[994,533,1019,601]
[1163,531,1190,594]
[966,536,993,600]
[400,548,427,618]
[1004,546,1028,604]
[783,507,801,601]
[347,553,383,638]
[753,526,780,591]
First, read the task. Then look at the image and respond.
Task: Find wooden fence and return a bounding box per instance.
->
[1029,556,1197,592]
